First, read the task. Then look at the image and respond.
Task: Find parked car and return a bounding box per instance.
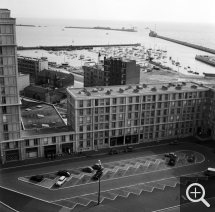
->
[165,152,177,158]
[55,176,67,187]
[57,170,71,177]
[93,171,103,180]
[124,146,133,153]
[109,149,120,155]
[92,163,104,171]
[83,166,94,173]
[30,175,44,182]
[168,158,176,166]
[187,155,196,162]
[169,140,179,145]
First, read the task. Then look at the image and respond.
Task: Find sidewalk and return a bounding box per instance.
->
[0,136,213,170]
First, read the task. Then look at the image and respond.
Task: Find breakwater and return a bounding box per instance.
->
[153,33,215,54]
[195,55,215,67]
[17,43,141,51]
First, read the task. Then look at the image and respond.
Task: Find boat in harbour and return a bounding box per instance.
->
[203,73,215,77]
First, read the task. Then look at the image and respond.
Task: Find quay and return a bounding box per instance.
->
[17,43,141,51]
[149,31,215,54]
[195,55,215,67]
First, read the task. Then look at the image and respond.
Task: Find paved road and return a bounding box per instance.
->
[0,142,214,211]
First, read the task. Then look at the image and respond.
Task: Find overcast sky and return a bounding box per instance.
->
[1,0,214,23]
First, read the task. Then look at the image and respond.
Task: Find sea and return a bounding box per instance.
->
[16,18,215,76]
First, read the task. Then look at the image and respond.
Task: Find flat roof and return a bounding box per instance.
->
[22,125,74,138]
[67,82,209,99]
[18,56,47,62]
[21,103,65,130]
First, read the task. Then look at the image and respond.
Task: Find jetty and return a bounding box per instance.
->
[149,31,215,54]
[65,26,137,32]
[16,24,35,27]
[195,55,215,67]
[17,43,141,51]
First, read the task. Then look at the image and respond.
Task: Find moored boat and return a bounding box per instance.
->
[203,73,215,77]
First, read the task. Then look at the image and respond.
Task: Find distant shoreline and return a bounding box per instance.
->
[16,24,35,27]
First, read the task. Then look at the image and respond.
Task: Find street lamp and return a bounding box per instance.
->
[97,159,102,205]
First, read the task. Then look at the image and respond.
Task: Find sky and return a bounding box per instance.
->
[1,0,215,23]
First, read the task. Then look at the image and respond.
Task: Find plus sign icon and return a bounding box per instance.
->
[186,183,210,207]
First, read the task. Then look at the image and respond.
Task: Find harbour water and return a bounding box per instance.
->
[16,18,215,76]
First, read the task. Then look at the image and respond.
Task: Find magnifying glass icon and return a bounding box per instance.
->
[186,183,210,207]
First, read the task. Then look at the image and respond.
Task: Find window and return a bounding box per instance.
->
[128,105,132,111]
[79,141,83,148]
[79,117,83,124]
[87,125,91,131]
[2,106,6,114]
[120,106,123,112]
[134,120,138,126]
[158,95,162,101]
[1,87,5,94]
[79,100,83,107]
[1,96,6,104]
[128,120,131,126]
[79,126,83,132]
[94,140,98,146]
[79,109,83,116]
[87,116,91,123]
[94,124,98,130]
[105,115,109,121]
[100,99,104,106]
[100,107,104,114]
[135,112,138,118]
[25,140,29,146]
[4,133,9,141]
[142,96,146,102]
[119,113,123,120]
[113,98,117,105]
[95,99,98,106]
[0,67,3,75]
[112,122,116,128]
[134,128,137,133]
[87,140,90,147]
[105,123,109,129]
[165,94,168,100]
[79,134,83,140]
[95,116,98,122]
[3,115,7,122]
[100,116,104,122]
[34,139,38,145]
[44,138,48,144]
[0,77,4,85]
[120,97,124,104]
[14,141,18,148]
[87,133,91,139]
[3,124,8,132]
[112,130,115,136]
[87,108,91,115]
[95,108,98,114]
[135,105,139,111]
[172,94,176,100]
[136,96,139,103]
[112,106,116,113]
[112,114,116,120]
[87,100,91,107]
[128,113,132,119]
[129,97,132,103]
[62,136,65,142]
[106,107,109,113]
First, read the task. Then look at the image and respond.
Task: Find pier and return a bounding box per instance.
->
[195,55,215,67]
[149,31,215,55]
[17,43,141,51]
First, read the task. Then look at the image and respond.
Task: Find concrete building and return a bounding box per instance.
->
[0,9,22,163]
[36,69,74,88]
[18,56,48,83]
[67,82,213,151]
[83,57,140,87]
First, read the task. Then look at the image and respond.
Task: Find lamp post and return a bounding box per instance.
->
[98,159,102,205]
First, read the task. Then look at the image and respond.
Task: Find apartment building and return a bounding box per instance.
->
[0,9,23,163]
[18,56,48,82]
[83,64,104,87]
[83,57,140,87]
[67,82,214,151]
[103,57,140,86]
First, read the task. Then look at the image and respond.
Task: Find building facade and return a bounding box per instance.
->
[67,82,215,152]
[0,9,23,164]
[103,57,140,86]
[83,58,140,87]
[18,56,48,83]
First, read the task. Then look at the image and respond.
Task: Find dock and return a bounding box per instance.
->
[195,55,215,67]
[149,31,215,55]
[17,43,141,51]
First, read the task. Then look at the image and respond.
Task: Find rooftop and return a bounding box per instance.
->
[21,102,66,130]
[22,125,74,138]
[67,82,208,99]
[18,56,47,62]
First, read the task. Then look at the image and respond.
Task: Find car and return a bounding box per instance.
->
[165,152,177,158]
[168,158,176,166]
[57,170,71,177]
[92,163,104,171]
[187,155,196,162]
[83,166,94,173]
[109,149,120,155]
[93,171,103,180]
[169,140,179,145]
[124,146,133,153]
[30,175,44,182]
[55,176,67,187]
